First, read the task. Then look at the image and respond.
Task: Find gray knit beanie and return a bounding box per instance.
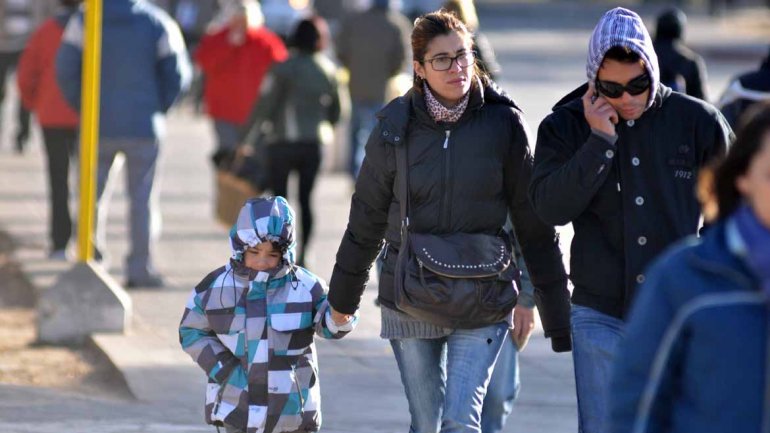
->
[587,7,659,109]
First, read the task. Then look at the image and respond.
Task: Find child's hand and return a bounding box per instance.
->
[330,307,353,326]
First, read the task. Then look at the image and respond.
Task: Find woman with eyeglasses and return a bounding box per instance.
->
[326,10,571,432]
[610,101,770,433]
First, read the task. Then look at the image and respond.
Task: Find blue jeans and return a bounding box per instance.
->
[480,231,529,433]
[96,138,161,281]
[571,304,625,433]
[390,323,509,433]
[348,101,381,179]
[480,337,519,433]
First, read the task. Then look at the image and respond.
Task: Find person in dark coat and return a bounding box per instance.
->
[16,0,81,259]
[328,11,571,432]
[653,7,708,100]
[336,0,410,179]
[717,46,770,129]
[529,8,732,433]
[610,101,770,433]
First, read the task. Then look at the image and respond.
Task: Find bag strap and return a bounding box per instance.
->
[394,138,410,236]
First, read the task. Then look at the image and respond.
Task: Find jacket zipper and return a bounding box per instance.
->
[291,364,305,414]
[440,130,452,229]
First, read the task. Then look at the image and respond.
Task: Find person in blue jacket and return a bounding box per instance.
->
[56,0,191,287]
[610,100,770,433]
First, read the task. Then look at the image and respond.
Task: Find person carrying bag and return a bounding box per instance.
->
[393,135,521,329]
[326,11,572,432]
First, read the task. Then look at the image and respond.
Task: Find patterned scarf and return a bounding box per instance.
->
[733,204,770,297]
[423,82,471,123]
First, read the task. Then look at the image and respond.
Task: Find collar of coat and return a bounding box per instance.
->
[374,78,521,145]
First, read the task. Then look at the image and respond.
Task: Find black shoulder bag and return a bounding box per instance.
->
[392,138,520,329]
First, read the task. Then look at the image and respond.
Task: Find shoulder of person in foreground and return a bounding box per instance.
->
[292,266,358,340]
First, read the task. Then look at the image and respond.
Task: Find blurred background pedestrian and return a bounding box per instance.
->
[653,7,709,100]
[336,0,410,179]
[16,0,81,260]
[241,15,341,268]
[717,45,770,129]
[0,0,56,153]
[195,0,287,167]
[56,0,191,288]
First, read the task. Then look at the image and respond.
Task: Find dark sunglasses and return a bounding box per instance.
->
[595,73,651,99]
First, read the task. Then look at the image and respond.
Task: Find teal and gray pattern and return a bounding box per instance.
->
[180,196,355,433]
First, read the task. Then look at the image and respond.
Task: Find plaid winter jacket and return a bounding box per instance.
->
[180,197,354,433]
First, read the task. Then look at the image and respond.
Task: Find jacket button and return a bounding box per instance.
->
[605,149,615,159]
[394,136,400,142]
[627,120,635,127]
[383,130,389,137]
[635,196,644,206]
[632,157,640,166]
[636,274,646,284]
[638,236,647,246]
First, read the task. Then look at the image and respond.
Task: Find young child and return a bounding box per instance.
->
[179,196,356,433]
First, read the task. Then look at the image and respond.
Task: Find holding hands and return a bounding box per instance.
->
[330,306,354,326]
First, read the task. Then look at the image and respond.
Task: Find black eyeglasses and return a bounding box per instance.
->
[423,51,475,72]
[596,73,651,99]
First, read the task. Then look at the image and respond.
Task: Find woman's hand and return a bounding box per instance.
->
[511,304,535,351]
[330,306,354,326]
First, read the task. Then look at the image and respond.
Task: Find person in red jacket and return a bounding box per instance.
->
[17,0,81,260]
[195,0,287,166]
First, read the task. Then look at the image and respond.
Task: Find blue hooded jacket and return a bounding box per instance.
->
[56,0,191,139]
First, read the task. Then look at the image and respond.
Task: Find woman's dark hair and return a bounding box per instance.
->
[291,16,329,53]
[411,10,487,90]
[701,101,770,221]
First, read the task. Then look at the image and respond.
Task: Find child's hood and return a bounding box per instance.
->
[229,196,297,273]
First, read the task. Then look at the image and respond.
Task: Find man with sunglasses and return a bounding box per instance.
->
[529,8,732,433]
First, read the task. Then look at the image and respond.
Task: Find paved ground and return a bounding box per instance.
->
[0,2,767,432]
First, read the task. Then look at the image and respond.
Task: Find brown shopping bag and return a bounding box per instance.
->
[213,145,266,228]
[214,170,259,228]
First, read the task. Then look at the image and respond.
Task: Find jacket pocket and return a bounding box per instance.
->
[269,311,315,356]
[207,364,248,426]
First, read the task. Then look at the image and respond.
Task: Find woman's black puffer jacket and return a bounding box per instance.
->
[329,81,572,351]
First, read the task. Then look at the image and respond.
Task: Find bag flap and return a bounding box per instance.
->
[409,232,511,277]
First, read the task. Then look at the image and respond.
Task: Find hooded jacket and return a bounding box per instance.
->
[530,8,733,319]
[328,81,572,351]
[610,218,770,433]
[56,0,191,139]
[180,197,354,433]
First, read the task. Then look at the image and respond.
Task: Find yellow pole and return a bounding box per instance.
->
[76,0,103,262]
